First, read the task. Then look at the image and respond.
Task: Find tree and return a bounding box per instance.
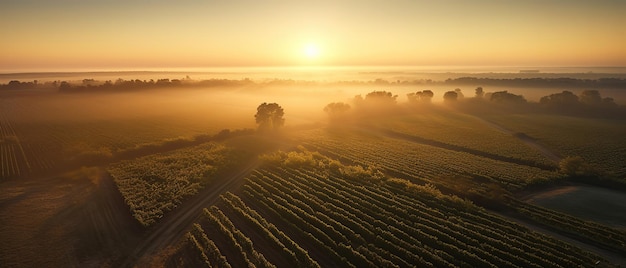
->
[579,90,602,106]
[490,91,526,103]
[255,103,284,131]
[324,102,350,114]
[559,156,594,176]
[539,91,579,107]
[454,88,464,98]
[475,87,484,98]
[351,91,399,116]
[407,90,434,103]
[420,90,434,102]
[364,91,397,105]
[443,91,458,102]
[324,102,351,122]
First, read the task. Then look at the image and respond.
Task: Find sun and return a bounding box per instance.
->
[303,43,321,59]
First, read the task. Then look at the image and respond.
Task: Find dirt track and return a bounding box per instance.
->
[119,160,260,267]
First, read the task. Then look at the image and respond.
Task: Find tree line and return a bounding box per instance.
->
[3,76,626,92]
[323,88,625,119]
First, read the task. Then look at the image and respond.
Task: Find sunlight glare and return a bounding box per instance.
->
[304,43,320,59]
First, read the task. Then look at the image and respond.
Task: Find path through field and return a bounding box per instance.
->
[119,159,261,267]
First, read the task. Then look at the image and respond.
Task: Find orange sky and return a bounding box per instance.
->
[1,0,625,72]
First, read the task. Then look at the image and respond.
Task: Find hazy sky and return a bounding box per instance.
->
[1,0,625,71]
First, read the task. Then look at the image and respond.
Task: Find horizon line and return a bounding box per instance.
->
[3,65,626,75]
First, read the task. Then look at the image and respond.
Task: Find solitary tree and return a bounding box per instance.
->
[443,91,458,102]
[559,156,594,176]
[255,103,284,131]
[475,87,484,98]
[421,90,434,102]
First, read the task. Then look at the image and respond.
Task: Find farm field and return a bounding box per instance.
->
[4,0,626,266]
[374,107,556,168]
[1,80,626,267]
[485,114,626,177]
[172,167,602,267]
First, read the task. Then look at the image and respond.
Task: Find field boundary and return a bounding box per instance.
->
[118,159,260,267]
[361,125,557,171]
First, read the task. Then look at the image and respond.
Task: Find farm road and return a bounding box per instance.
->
[119,159,260,268]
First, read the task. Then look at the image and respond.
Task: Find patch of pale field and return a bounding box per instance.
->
[525,185,626,228]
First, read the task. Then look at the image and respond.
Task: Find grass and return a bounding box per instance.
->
[486,114,626,177]
[525,185,626,229]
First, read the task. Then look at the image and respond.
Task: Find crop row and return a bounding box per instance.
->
[220,192,320,268]
[507,198,626,254]
[187,223,231,268]
[252,166,600,267]
[486,114,626,176]
[379,112,554,166]
[188,206,274,268]
[296,128,557,191]
[178,156,604,266]
[0,114,34,179]
[177,149,601,267]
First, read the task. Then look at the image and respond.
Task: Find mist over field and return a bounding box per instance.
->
[1,70,626,267]
[2,0,626,266]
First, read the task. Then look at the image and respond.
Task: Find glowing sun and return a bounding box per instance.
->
[303,43,320,59]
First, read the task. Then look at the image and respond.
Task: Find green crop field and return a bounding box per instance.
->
[170,152,608,267]
[375,108,555,167]
[2,79,626,267]
[4,1,626,266]
[486,114,626,177]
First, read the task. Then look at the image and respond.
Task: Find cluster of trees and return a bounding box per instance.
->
[406,90,434,103]
[0,78,256,93]
[0,80,59,90]
[445,77,626,89]
[320,87,623,121]
[540,90,616,107]
[57,78,255,93]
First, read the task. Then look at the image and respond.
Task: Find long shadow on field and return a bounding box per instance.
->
[360,124,557,171]
[34,169,143,264]
[0,168,142,267]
